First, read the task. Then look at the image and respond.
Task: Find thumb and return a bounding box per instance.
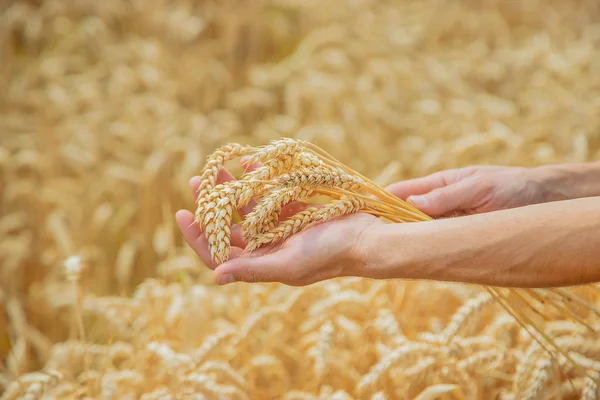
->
[406,179,475,216]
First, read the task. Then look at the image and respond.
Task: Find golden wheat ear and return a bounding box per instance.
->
[194,144,255,228]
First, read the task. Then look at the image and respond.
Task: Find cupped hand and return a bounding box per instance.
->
[385,165,567,217]
[175,163,383,286]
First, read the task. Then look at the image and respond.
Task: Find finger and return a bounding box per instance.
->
[176,209,215,268]
[216,168,236,185]
[238,158,313,220]
[406,178,479,216]
[215,169,258,219]
[238,200,257,218]
[230,224,246,248]
[279,201,314,220]
[213,251,299,285]
[189,176,203,199]
[241,156,262,173]
[384,171,452,200]
[176,209,243,270]
[227,246,245,261]
[188,168,236,199]
[192,168,261,223]
[240,163,314,220]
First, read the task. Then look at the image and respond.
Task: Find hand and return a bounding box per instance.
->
[385,165,569,217]
[175,164,383,286]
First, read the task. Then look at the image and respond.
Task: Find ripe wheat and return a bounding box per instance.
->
[4,0,600,398]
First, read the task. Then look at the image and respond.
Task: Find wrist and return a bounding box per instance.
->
[532,162,600,201]
[358,222,433,281]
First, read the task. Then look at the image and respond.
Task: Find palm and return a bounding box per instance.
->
[242,212,382,285]
[272,212,380,255]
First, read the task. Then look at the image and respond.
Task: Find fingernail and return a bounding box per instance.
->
[407,195,428,208]
[216,274,236,285]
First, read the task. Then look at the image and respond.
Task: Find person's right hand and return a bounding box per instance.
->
[385,165,570,217]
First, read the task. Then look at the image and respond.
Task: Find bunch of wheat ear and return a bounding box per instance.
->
[194,138,600,379]
[193,137,429,264]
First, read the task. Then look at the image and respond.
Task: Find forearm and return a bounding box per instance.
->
[363,197,600,288]
[535,161,600,201]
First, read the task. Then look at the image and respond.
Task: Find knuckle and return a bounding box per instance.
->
[428,188,445,202]
[471,176,492,191]
[461,166,479,175]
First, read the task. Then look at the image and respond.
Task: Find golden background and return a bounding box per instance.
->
[1,0,599,398]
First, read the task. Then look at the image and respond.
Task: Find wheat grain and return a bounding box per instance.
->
[522,355,553,400]
[457,350,504,372]
[247,138,302,166]
[356,343,438,396]
[242,185,315,240]
[441,292,495,343]
[403,357,436,381]
[202,190,235,264]
[556,336,600,359]
[441,363,477,398]
[195,144,254,225]
[241,150,322,182]
[310,321,334,380]
[373,309,405,343]
[370,392,388,400]
[100,370,144,399]
[583,371,600,400]
[198,362,249,392]
[182,373,247,400]
[192,331,237,365]
[484,314,518,346]
[513,341,542,393]
[241,165,363,244]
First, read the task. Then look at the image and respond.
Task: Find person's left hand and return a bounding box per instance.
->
[175,166,383,286]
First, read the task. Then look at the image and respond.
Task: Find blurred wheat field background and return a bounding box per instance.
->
[1,0,600,398]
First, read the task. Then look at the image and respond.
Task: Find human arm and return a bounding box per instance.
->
[359,196,600,288]
[176,158,600,287]
[385,161,600,216]
[533,161,600,201]
[177,171,600,288]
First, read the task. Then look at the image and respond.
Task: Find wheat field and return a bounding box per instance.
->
[1,0,600,399]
